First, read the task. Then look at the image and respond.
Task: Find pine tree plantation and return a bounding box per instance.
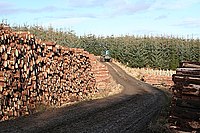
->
[13,25,200,70]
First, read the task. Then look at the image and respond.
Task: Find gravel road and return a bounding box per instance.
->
[0,62,166,133]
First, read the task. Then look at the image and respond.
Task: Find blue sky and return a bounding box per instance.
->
[1,0,200,38]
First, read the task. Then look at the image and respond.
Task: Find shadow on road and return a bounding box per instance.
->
[0,62,167,133]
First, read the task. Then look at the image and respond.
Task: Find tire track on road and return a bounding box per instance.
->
[0,62,166,133]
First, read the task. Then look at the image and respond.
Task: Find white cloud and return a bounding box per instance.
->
[117,0,153,14]
[65,0,106,8]
[62,0,155,17]
[154,15,167,20]
[151,0,200,10]
[42,17,92,28]
[0,5,67,15]
[175,18,200,28]
[103,0,156,16]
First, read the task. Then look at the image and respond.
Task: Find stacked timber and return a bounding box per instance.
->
[0,24,97,121]
[37,45,97,106]
[0,26,42,121]
[169,62,200,132]
[143,74,173,87]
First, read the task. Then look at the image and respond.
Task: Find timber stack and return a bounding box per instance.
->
[0,24,98,121]
[169,62,200,132]
[91,57,111,89]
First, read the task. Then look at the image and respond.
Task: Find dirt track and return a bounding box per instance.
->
[0,62,166,133]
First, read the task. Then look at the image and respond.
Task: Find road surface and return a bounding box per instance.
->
[0,62,166,133]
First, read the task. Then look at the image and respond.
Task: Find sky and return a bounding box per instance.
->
[0,0,200,38]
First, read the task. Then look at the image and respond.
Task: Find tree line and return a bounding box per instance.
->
[13,25,200,70]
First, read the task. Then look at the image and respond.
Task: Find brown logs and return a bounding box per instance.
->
[0,24,97,121]
[169,62,200,132]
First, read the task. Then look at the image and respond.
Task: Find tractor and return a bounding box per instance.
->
[100,50,112,62]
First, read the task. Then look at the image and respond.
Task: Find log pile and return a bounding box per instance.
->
[91,59,111,89]
[0,24,98,121]
[38,46,97,106]
[169,62,200,132]
[143,74,173,87]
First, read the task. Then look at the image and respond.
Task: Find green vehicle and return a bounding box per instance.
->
[100,50,112,62]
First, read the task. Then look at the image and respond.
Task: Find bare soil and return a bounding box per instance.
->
[0,62,168,133]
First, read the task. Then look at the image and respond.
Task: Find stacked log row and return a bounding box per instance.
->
[90,57,111,89]
[0,24,97,121]
[143,74,173,87]
[37,45,97,106]
[169,62,200,132]
[0,26,43,121]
